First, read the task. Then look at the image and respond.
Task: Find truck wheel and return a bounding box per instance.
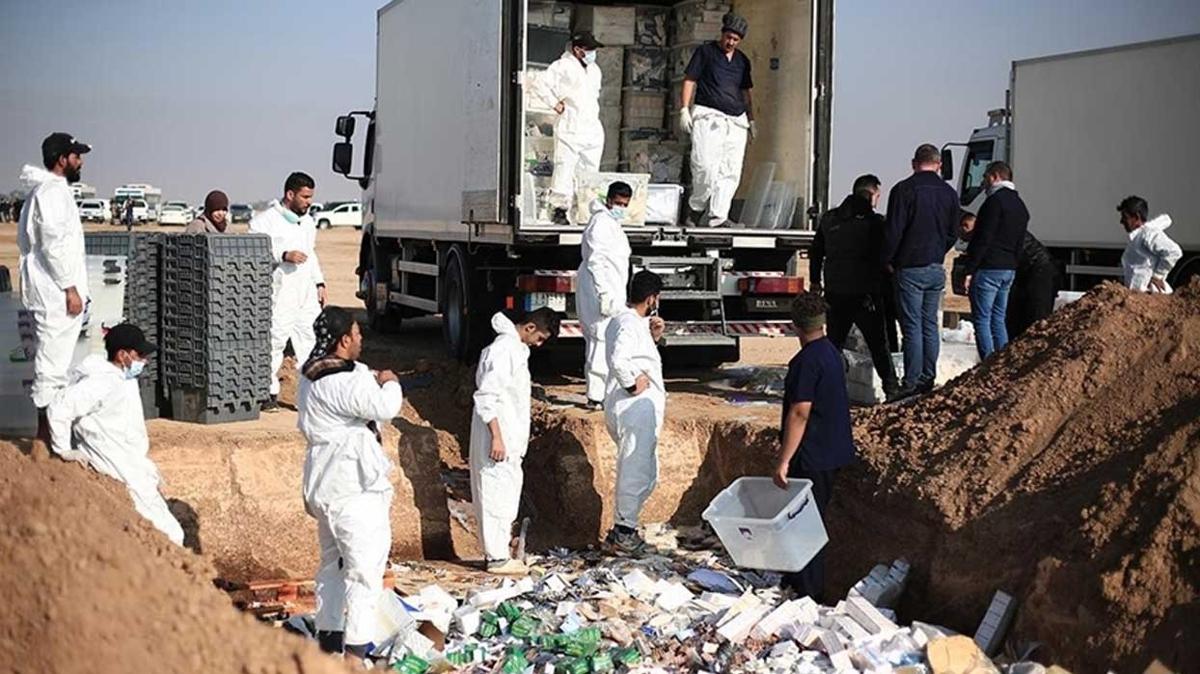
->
[1169,256,1199,290]
[441,247,491,361]
[366,240,402,334]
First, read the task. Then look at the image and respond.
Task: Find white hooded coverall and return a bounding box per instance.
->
[16,165,89,409]
[689,105,749,224]
[469,312,532,562]
[299,363,403,646]
[47,355,184,545]
[530,50,605,211]
[1123,214,1183,293]
[250,203,325,396]
[577,199,631,403]
[604,308,665,529]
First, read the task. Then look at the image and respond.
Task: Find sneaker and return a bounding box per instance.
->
[604,527,649,556]
[261,395,280,413]
[885,386,919,403]
[486,559,529,576]
[584,399,604,412]
[916,380,935,395]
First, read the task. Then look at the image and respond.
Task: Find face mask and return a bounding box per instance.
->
[583,50,597,65]
[124,360,145,380]
[610,206,627,221]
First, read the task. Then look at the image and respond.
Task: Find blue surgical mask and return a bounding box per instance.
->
[124,360,145,380]
[583,50,597,65]
[610,206,627,221]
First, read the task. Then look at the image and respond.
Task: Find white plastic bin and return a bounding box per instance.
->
[646,184,684,225]
[702,476,828,572]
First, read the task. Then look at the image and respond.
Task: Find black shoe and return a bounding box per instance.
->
[552,207,569,225]
[885,386,919,403]
[316,630,344,654]
[882,381,902,401]
[604,526,650,556]
[684,208,705,227]
[917,380,935,394]
[584,399,603,412]
[261,395,280,413]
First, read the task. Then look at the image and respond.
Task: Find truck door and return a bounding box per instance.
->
[461,0,517,226]
[958,139,996,210]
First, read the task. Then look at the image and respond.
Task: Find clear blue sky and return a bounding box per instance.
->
[2,1,1198,207]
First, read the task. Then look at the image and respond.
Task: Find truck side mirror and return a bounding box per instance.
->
[940,148,954,181]
[332,142,354,175]
[335,115,356,138]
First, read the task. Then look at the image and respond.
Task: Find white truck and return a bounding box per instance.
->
[942,34,1200,290]
[332,0,834,361]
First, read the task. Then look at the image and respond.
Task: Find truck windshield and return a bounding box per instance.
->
[960,140,995,206]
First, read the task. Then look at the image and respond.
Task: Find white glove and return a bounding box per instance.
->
[748,120,757,141]
[679,108,693,135]
[600,293,619,317]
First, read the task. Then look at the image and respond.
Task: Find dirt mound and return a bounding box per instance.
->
[845,281,1200,672]
[0,444,351,674]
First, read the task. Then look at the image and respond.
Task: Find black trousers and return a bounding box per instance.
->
[1006,268,1057,339]
[881,276,901,353]
[782,466,838,603]
[825,292,899,389]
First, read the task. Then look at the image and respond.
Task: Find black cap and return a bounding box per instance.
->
[571,30,604,50]
[41,132,92,167]
[105,323,157,357]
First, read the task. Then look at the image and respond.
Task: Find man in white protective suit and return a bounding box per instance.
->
[577,181,633,410]
[678,13,755,227]
[470,307,561,575]
[17,132,92,448]
[48,323,185,546]
[1117,195,1183,294]
[603,271,667,554]
[297,307,404,660]
[529,30,606,224]
[250,171,326,411]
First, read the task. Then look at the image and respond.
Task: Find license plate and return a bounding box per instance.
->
[751,298,787,311]
[524,292,566,312]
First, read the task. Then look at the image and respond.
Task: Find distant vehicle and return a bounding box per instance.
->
[123,199,151,224]
[229,204,253,223]
[312,201,363,229]
[308,203,324,217]
[78,199,110,223]
[158,202,191,226]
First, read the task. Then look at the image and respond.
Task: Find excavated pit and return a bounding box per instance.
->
[0,282,1194,673]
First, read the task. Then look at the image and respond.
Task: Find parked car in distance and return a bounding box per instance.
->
[308,203,324,217]
[229,204,253,223]
[122,199,151,224]
[78,199,110,223]
[158,202,191,226]
[312,201,363,229]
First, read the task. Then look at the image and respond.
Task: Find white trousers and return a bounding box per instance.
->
[21,259,84,409]
[313,491,392,644]
[128,481,185,546]
[583,317,611,403]
[469,424,526,562]
[269,275,321,395]
[604,389,665,529]
[688,106,749,224]
[550,135,604,210]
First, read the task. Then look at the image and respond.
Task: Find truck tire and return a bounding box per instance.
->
[1168,256,1199,290]
[441,246,491,361]
[366,238,402,334]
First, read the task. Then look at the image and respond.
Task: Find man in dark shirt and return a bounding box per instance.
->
[963,161,1030,359]
[1007,231,1058,338]
[774,292,855,602]
[882,144,959,397]
[679,13,754,228]
[810,174,899,398]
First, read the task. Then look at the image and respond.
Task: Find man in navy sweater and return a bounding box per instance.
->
[963,161,1029,359]
[882,144,959,398]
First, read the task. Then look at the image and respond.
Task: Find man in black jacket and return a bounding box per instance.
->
[1007,231,1058,338]
[810,174,899,398]
[963,161,1029,359]
[882,144,959,397]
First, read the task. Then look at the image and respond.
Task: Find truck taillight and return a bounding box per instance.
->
[517,274,574,293]
[738,277,805,295]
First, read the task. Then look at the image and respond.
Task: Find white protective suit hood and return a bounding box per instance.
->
[1133,214,1172,237]
[20,164,60,189]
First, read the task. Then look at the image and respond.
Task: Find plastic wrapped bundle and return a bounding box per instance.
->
[624,48,669,90]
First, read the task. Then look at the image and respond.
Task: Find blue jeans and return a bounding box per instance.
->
[969,268,1016,359]
[895,264,945,389]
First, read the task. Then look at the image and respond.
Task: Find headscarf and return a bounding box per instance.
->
[302,310,355,382]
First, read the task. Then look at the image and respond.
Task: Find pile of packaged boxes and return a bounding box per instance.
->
[524,1,732,226]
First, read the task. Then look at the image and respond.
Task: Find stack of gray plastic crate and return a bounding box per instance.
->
[84,231,164,419]
[162,233,272,424]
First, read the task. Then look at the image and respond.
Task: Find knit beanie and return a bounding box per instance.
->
[204,190,230,215]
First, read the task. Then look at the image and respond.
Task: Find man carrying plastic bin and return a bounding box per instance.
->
[529,31,606,225]
[678,13,755,228]
[773,292,856,602]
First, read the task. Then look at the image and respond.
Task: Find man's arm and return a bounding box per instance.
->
[46,376,109,460]
[742,89,754,122]
[607,320,643,392]
[680,78,697,109]
[881,184,909,268]
[33,190,79,292]
[963,198,999,276]
[774,401,812,488]
[347,370,404,422]
[1147,229,1184,281]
